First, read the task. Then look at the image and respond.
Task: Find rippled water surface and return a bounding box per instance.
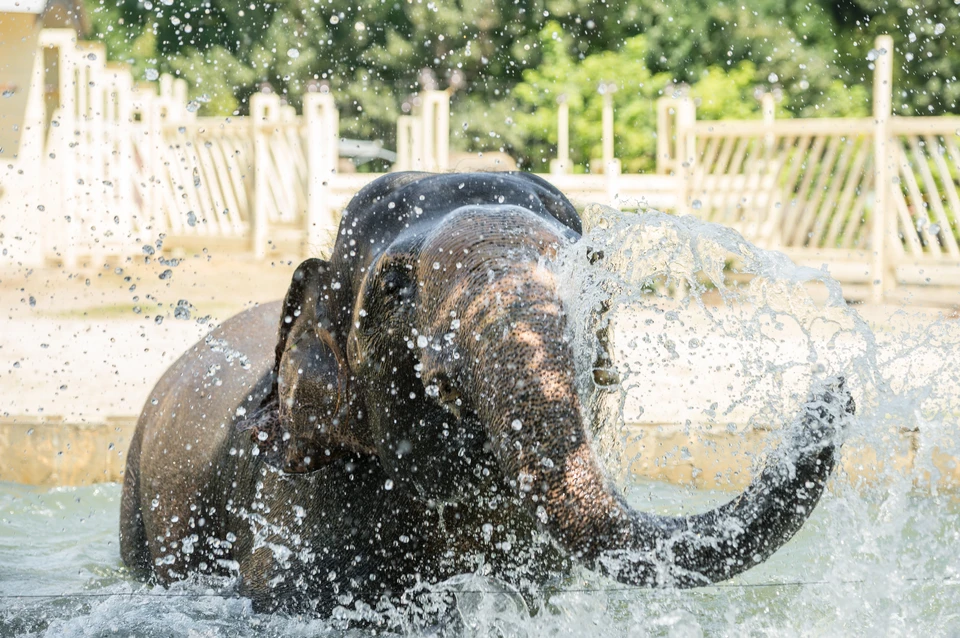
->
[2,477,959,637]
[5,210,960,636]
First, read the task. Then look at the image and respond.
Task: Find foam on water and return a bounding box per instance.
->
[4,207,960,635]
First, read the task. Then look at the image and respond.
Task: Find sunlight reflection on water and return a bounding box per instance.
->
[2,478,959,636]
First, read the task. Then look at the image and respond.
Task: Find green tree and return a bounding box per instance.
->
[77,0,959,164]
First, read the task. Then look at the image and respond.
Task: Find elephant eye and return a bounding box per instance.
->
[428,374,462,414]
[381,266,413,301]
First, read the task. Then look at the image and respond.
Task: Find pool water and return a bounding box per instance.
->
[2,475,959,637]
[4,210,960,636]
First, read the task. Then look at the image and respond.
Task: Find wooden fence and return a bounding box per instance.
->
[3,31,959,303]
[659,36,960,302]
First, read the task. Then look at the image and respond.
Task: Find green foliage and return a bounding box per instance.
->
[509,25,668,172]
[690,63,771,121]
[77,0,959,164]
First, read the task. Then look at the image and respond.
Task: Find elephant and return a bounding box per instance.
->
[119,171,855,620]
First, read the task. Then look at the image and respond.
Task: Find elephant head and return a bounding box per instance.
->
[256,203,854,588]
[243,258,374,472]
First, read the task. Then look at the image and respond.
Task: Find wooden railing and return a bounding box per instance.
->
[890,118,960,272]
[665,111,960,299]
[660,37,960,302]
[683,118,877,254]
[4,31,960,303]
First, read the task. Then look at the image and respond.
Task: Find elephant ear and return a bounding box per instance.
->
[247,258,373,472]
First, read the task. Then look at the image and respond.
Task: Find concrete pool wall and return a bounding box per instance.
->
[3,413,958,492]
[2,258,958,491]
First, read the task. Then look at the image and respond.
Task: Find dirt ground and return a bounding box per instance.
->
[0,251,299,323]
[1,250,956,423]
[2,251,959,486]
[0,252,297,421]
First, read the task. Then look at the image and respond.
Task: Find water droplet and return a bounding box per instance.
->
[186,100,200,113]
[159,269,173,280]
[155,316,164,325]
[287,48,300,59]
[511,419,523,431]
[145,68,159,81]
[935,23,946,35]
[142,245,155,256]
[2,89,14,98]
[28,296,36,307]
[384,479,394,490]
[37,204,45,211]
[186,211,197,226]
[87,52,97,61]
[691,199,702,210]
[767,72,778,83]
[416,335,429,348]
[329,14,340,24]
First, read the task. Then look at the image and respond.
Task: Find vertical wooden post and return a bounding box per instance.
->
[144,88,163,238]
[396,115,413,171]
[173,78,190,119]
[57,37,79,268]
[85,46,106,263]
[111,68,135,243]
[550,95,570,174]
[558,97,569,167]
[600,82,621,202]
[420,90,449,172]
[412,114,425,170]
[605,150,621,205]
[304,89,339,256]
[756,92,778,243]
[762,92,776,149]
[601,89,614,168]
[872,34,894,303]
[11,27,55,266]
[250,91,279,259]
[675,97,697,216]
[656,97,673,175]
[436,90,450,171]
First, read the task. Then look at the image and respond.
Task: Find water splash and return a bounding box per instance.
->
[4,206,960,635]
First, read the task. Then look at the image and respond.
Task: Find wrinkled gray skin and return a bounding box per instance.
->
[120,172,854,619]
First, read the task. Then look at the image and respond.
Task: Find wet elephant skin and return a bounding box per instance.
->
[120,171,854,619]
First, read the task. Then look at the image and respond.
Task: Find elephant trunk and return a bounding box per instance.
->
[464,263,852,588]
